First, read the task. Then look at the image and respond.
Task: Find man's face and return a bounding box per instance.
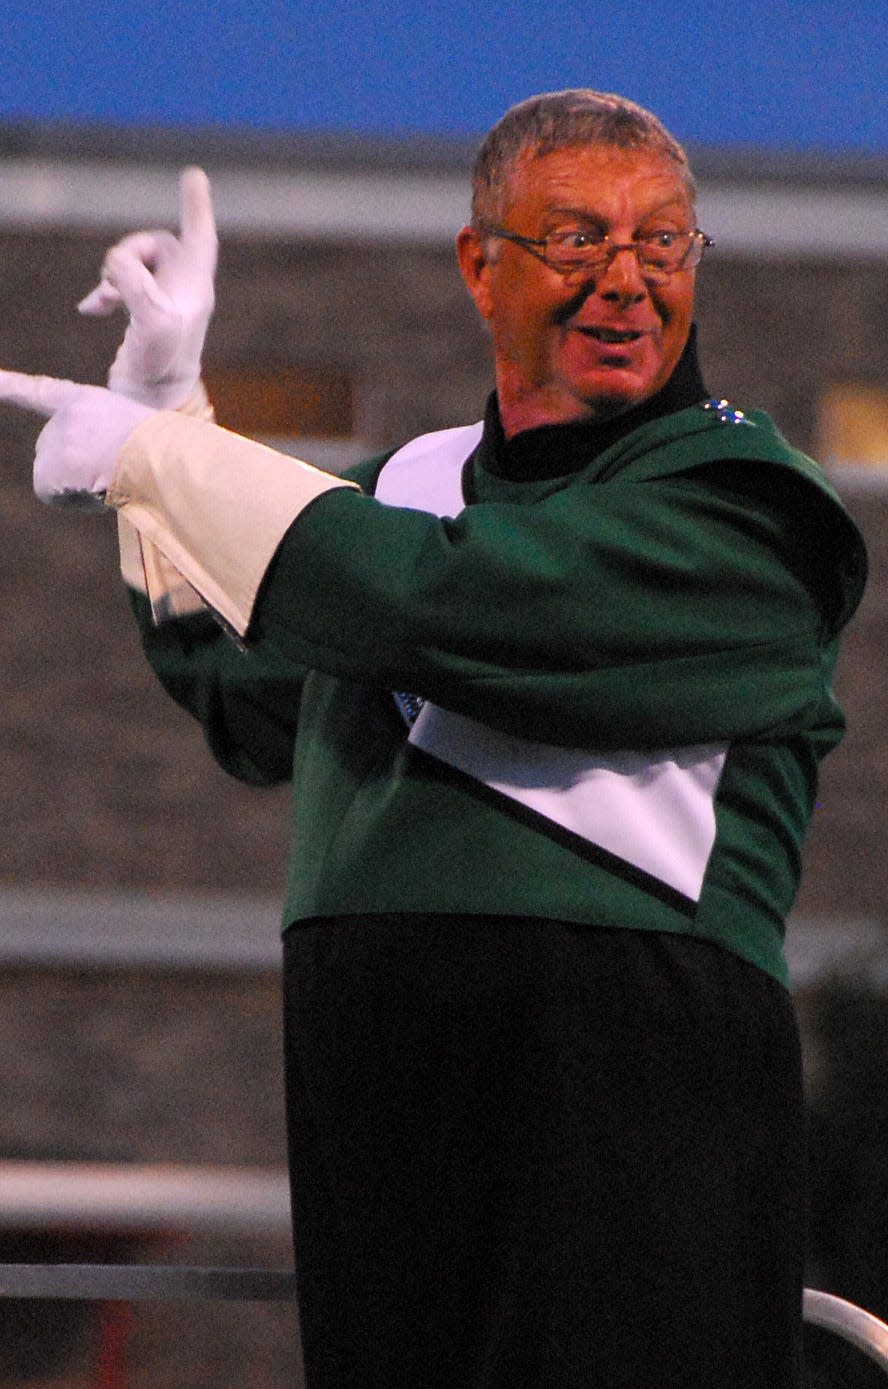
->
[457,143,698,436]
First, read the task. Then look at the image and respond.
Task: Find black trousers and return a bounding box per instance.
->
[282,915,805,1389]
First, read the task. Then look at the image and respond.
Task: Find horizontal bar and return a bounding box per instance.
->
[0,885,283,971]
[0,1264,297,1303]
[0,1161,291,1236]
[0,887,879,988]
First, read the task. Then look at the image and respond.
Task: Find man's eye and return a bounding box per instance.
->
[642,231,679,248]
[550,229,602,250]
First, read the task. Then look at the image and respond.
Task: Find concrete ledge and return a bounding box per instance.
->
[0,154,886,258]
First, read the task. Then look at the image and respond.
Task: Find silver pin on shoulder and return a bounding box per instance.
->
[701,397,754,426]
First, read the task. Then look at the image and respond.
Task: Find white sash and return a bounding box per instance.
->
[375,425,725,902]
[373,421,482,515]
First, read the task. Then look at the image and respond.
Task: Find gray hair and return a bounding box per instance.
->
[471,89,695,229]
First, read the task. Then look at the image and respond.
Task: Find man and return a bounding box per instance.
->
[0,90,867,1387]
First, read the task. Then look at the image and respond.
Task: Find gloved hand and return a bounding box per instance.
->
[78,167,218,410]
[0,369,154,509]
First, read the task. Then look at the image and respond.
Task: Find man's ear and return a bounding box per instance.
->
[455,225,495,320]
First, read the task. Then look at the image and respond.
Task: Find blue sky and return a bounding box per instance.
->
[1,0,886,152]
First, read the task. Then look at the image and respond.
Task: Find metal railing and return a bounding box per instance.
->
[0,1262,299,1389]
[0,1268,885,1383]
[0,1160,297,1386]
[0,1262,297,1303]
[803,1288,888,1374]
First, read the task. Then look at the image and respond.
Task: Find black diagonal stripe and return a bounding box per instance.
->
[407,744,698,919]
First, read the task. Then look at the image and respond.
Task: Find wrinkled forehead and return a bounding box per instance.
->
[499,141,695,221]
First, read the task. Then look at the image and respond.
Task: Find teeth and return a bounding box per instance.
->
[589,327,640,343]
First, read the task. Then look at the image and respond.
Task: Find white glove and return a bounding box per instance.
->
[0,369,154,509]
[78,167,218,410]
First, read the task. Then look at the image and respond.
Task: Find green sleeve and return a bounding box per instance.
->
[122,450,394,784]
[129,590,304,786]
[249,463,848,750]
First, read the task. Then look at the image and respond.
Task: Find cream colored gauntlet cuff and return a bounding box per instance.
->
[117,514,211,620]
[106,411,359,637]
[116,381,218,620]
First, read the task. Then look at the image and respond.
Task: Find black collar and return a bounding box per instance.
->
[476,324,708,483]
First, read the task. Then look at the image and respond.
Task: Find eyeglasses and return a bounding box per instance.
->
[481,225,714,280]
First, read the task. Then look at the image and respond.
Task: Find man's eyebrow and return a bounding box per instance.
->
[542,197,693,223]
[543,205,605,220]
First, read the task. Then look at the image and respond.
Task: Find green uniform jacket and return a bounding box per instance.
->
[131,400,866,985]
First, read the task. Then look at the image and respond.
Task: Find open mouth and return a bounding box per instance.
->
[581,326,644,344]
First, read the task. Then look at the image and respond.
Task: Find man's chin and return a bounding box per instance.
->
[586,345,684,413]
[498,365,665,434]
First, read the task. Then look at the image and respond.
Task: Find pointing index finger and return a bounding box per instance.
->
[178,166,218,260]
[0,369,81,418]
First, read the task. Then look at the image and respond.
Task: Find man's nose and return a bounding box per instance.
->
[596,246,648,304]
